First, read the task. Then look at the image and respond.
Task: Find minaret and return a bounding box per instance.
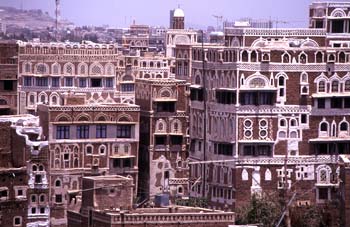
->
[170,7,184,29]
[55,0,60,40]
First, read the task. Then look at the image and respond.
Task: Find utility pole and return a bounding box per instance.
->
[282,151,291,227]
[201,30,207,199]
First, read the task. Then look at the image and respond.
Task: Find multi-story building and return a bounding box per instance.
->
[0,114,49,227]
[122,24,150,52]
[136,78,189,200]
[17,41,141,114]
[0,41,18,115]
[186,2,350,224]
[67,175,235,227]
[37,94,140,226]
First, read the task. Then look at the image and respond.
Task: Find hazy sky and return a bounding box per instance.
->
[0,0,312,28]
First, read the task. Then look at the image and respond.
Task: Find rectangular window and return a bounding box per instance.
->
[331,97,342,109]
[31,207,36,214]
[65,77,73,87]
[106,78,114,88]
[51,77,60,87]
[216,90,236,104]
[14,217,21,225]
[113,159,121,168]
[123,158,132,168]
[317,98,325,109]
[243,145,271,156]
[117,125,132,138]
[40,207,45,214]
[4,80,14,91]
[170,135,183,145]
[240,91,275,106]
[17,189,23,196]
[301,114,307,124]
[155,135,167,145]
[121,83,134,92]
[79,78,87,87]
[0,189,8,199]
[345,98,350,108]
[56,125,70,139]
[315,20,324,28]
[24,76,32,86]
[156,102,175,112]
[213,143,233,156]
[35,175,42,183]
[91,78,102,87]
[318,188,329,200]
[55,194,62,203]
[35,77,48,87]
[96,125,107,138]
[76,125,89,139]
[190,88,204,101]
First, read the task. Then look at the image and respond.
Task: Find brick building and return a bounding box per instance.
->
[0,115,49,227]
[136,78,190,200]
[37,95,140,226]
[0,41,18,115]
[67,175,234,227]
[185,2,350,224]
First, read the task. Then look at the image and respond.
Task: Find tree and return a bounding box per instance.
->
[235,193,283,227]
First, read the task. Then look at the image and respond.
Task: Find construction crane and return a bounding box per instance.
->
[212,15,223,31]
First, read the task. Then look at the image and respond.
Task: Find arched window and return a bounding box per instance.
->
[339,52,346,63]
[345,80,350,92]
[340,122,348,131]
[320,122,328,131]
[299,53,307,64]
[279,77,285,86]
[32,165,38,172]
[290,119,297,127]
[39,194,45,202]
[301,73,308,83]
[24,63,31,73]
[251,51,257,62]
[55,179,61,187]
[280,119,286,127]
[316,52,323,63]
[331,80,339,92]
[242,51,248,62]
[318,81,326,92]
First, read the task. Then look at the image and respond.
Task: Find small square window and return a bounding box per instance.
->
[55,194,63,203]
[14,217,22,226]
[318,188,329,201]
[17,189,23,196]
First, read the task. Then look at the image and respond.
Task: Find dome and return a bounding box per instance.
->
[173,8,184,17]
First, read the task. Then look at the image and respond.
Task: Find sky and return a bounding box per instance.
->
[0,0,312,28]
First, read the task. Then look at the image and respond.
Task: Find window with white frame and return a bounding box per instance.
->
[319,121,329,137]
[13,216,22,226]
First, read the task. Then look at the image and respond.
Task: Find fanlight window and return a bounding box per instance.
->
[249,78,266,88]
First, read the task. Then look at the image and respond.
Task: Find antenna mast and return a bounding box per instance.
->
[55,0,60,41]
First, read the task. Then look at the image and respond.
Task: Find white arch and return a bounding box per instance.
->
[331,8,346,17]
